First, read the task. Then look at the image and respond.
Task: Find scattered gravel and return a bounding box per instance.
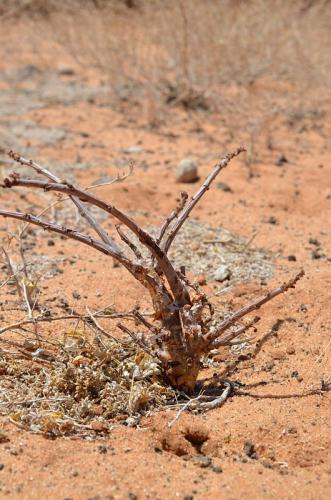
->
[167,219,273,284]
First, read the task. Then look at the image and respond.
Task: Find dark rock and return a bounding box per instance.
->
[217,182,233,193]
[267,216,278,225]
[211,465,223,473]
[275,154,288,166]
[311,249,322,260]
[192,455,212,468]
[309,238,320,246]
[243,440,257,459]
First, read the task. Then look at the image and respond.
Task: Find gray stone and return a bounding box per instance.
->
[176,158,198,183]
[214,264,231,282]
[122,145,144,154]
[57,64,75,76]
[192,454,212,468]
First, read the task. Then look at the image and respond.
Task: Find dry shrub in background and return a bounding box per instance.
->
[1,0,329,158]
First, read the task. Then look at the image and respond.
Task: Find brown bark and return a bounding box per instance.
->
[0,149,304,391]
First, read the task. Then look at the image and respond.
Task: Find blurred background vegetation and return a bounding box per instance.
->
[0,0,330,159]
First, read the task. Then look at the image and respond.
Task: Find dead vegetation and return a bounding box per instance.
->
[0,148,304,422]
[0,0,327,439]
[0,328,175,436]
[1,0,329,161]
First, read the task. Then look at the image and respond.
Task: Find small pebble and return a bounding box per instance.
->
[192,455,212,468]
[176,158,198,183]
[214,265,231,282]
[122,145,144,154]
[243,440,257,459]
[275,154,288,166]
[217,182,233,192]
[272,349,286,360]
[267,216,278,225]
[57,64,75,76]
[311,249,322,260]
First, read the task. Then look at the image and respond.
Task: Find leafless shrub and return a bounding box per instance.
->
[0,148,304,407]
[35,0,330,91]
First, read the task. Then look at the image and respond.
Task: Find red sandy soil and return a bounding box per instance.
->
[0,14,331,500]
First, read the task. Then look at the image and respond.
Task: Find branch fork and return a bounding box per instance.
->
[0,148,304,392]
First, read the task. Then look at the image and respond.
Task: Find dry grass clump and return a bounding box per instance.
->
[2,1,329,109]
[2,0,328,157]
[0,332,176,437]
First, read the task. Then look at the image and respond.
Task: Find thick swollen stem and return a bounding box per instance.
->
[162,348,202,391]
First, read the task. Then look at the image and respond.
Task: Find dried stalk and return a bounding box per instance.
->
[0,148,304,392]
[1,246,23,299]
[8,151,120,252]
[0,311,135,336]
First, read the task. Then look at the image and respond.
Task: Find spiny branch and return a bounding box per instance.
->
[0,311,137,336]
[8,150,120,253]
[160,147,245,254]
[0,209,142,277]
[157,191,188,244]
[116,322,158,359]
[2,174,190,306]
[0,209,173,307]
[212,316,260,348]
[132,309,159,335]
[207,270,305,345]
[115,224,143,261]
